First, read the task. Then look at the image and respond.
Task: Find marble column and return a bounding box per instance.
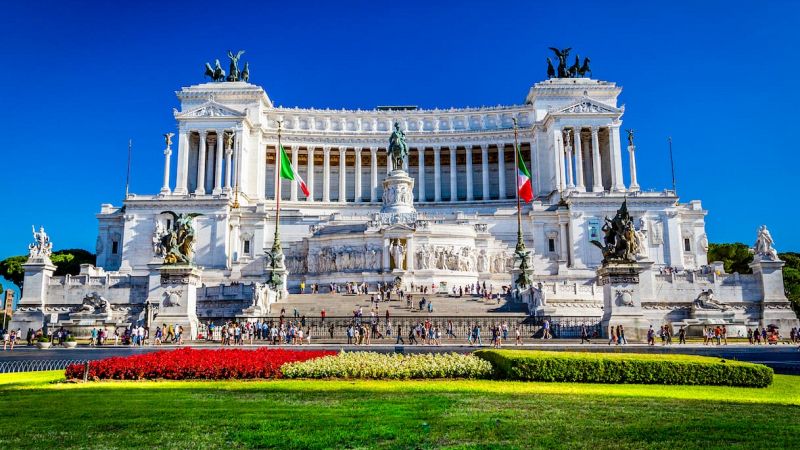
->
[224,146,233,193]
[559,221,569,264]
[465,145,474,201]
[481,144,490,200]
[628,141,640,192]
[354,147,363,202]
[175,130,189,195]
[573,128,585,192]
[338,147,347,203]
[387,150,393,174]
[554,130,566,193]
[233,129,243,191]
[370,147,378,202]
[288,145,298,201]
[564,129,575,190]
[433,145,442,202]
[195,131,207,195]
[497,144,506,199]
[160,143,172,194]
[418,147,426,202]
[610,125,625,192]
[591,126,603,192]
[307,146,315,202]
[449,146,458,202]
[213,131,224,195]
[322,146,331,202]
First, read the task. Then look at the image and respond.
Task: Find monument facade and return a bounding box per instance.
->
[10,50,798,337]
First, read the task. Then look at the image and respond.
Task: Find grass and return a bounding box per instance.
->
[1,371,799,449]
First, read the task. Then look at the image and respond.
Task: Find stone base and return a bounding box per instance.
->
[381,170,415,215]
[148,265,202,338]
[598,261,653,342]
[9,309,46,333]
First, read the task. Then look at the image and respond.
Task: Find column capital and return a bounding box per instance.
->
[338,147,346,155]
[354,146,363,154]
[590,125,601,133]
[323,145,331,153]
[370,146,377,154]
[481,143,489,151]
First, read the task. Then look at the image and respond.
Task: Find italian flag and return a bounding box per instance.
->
[516,144,533,202]
[279,145,309,197]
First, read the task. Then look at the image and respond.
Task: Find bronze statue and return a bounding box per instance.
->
[578,57,592,78]
[548,47,571,78]
[160,211,202,265]
[626,129,635,147]
[568,55,580,78]
[227,50,245,82]
[204,59,226,82]
[591,199,639,264]
[387,122,409,171]
[163,132,174,148]
[241,62,250,83]
[546,57,555,79]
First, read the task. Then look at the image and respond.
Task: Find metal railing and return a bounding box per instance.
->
[0,359,92,374]
[199,315,603,341]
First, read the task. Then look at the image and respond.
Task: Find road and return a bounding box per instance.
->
[2,341,799,374]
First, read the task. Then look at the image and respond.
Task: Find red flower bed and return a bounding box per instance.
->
[65,348,335,381]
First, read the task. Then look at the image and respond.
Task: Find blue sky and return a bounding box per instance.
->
[0,0,798,259]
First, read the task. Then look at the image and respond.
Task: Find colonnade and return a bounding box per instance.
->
[171,129,239,196]
[270,143,528,203]
[557,125,633,193]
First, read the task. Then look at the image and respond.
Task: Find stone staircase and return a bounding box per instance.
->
[268,292,528,318]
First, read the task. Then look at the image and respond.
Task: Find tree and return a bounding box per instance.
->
[707,243,753,274]
[780,252,800,313]
[0,249,96,291]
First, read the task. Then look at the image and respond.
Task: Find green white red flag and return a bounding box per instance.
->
[516,144,533,202]
[278,145,309,197]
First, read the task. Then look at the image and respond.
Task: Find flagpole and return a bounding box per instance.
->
[273,121,283,256]
[512,119,524,253]
[125,139,132,199]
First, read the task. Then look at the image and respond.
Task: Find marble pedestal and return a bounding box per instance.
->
[148,265,201,338]
[598,261,653,342]
[9,257,56,332]
[750,257,800,330]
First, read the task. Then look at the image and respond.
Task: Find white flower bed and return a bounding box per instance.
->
[281,351,492,379]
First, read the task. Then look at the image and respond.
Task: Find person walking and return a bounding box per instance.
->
[581,324,590,344]
[678,326,686,344]
[395,324,404,345]
[608,324,617,346]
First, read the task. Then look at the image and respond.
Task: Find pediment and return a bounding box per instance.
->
[175,101,245,119]
[554,97,621,115]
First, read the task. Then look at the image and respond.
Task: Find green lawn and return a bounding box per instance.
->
[1,371,799,449]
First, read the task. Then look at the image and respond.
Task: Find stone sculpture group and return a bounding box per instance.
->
[547,47,592,79]
[591,200,644,264]
[301,245,384,274]
[414,245,512,273]
[155,212,201,265]
[28,225,52,259]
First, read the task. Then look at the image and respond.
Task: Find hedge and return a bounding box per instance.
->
[473,350,773,387]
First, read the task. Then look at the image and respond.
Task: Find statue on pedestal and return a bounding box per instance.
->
[591,200,640,264]
[159,212,201,265]
[753,225,779,261]
[387,122,409,172]
[28,225,53,259]
[389,239,406,270]
[693,289,730,311]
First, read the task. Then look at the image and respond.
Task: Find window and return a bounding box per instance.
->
[111,241,119,255]
[548,239,556,253]
[243,240,251,255]
[683,238,691,252]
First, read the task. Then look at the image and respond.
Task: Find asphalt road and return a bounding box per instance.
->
[2,341,799,374]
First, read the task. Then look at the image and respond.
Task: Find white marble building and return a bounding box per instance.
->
[11,68,797,337]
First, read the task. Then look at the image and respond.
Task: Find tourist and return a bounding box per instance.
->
[542,320,551,340]
[747,328,754,344]
[608,324,617,345]
[300,281,305,294]
[473,324,482,346]
[678,326,686,344]
[2,329,9,351]
[761,327,768,344]
[346,324,354,345]
[320,309,326,324]
[515,326,522,345]
[619,325,628,345]
[447,320,455,339]
[90,328,98,347]
[395,323,404,344]
[721,325,728,345]
[646,325,655,346]
[714,326,722,345]
[407,326,418,345]
[581,324,590,344]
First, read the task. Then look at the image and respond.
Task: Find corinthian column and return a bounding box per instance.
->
[465,145,474,201]
[195,130,207,195]
[322,146,331,202]
[213,130,224,195]
[591,126,603,192]
[338,147,347,203]
[307,146,315,202]
[628,138,640,192]
[481,144,490,200]
[610,125,625,192]
[564,129,575,190]
[433,145,442,202]
[160,142,172,195]
[418,147,426,202]
[354,147,363,202]
[574,128,585,192]
[497,144,506,199]
[224,146,233,193]
[449,146,457,202]
[370,147,378,202]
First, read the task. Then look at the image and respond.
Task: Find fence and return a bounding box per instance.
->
[199,315,603,341]
[0,359,92,374]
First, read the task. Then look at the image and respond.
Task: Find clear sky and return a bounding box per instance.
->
[0,0,798,260]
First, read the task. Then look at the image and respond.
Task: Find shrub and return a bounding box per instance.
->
[65,336,76,342]
[65,348,335,381]
[282,352,493,379]
[473,350,773,387]
[36,336,50,343]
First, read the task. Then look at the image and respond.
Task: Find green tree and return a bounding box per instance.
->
[780,252,800,312]
[707,243,753,274]
[0,249,96,290]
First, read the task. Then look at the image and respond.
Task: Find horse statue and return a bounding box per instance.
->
[546,57,555,79]
[204,59,226,82]
[578,57,592,78]
[568,55,580,78]
[387,122,409,171]
[241,62,250,83]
